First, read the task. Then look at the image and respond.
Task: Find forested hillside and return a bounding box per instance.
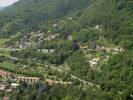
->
[0,0,132,100]
[0,0,93,36]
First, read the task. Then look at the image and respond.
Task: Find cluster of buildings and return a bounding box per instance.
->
[0,69,40,99]
[80,44,124,70]
[0,69,40,84]
[9,31,59,54]
[0,82,19,91]
[10,31,45,49]
[0,79,20,100]
[0,70,12,79]
[45,79,72,85]
[16,77,40,84]
[96,46,124,54]
[0,69,72,86]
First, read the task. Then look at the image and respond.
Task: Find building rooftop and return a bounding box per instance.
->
[10,83,19,87]
[0,70,11,75]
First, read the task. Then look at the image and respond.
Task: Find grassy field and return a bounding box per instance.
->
[0,61,18,71]
[0,38,11,56]
[0,61,46,78]
[0,38,9,47]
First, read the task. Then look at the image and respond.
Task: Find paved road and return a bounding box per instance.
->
[70,74,100,88]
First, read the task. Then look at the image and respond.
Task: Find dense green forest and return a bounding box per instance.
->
[0,0,94,36]
[0,0,133,100]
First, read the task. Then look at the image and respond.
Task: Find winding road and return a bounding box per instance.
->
[47,64,100,88]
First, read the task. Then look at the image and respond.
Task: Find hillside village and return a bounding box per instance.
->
[9,31,59,49]
[0,21,124,72]
[0,0,132,99]
[0,69,72,94]
[0,26,124,92]
[80,44,124,70]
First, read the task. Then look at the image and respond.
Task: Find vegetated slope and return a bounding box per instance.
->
[76,0,133,99]
[4,0,92,18]
[0,0,94,37]
[0,0,133,100]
